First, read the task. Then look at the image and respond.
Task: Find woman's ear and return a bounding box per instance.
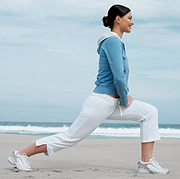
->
[115,15,121,24]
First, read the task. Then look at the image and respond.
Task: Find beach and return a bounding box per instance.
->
[1,134,179,179]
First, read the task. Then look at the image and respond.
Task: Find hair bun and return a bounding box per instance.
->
[102,16,109,27]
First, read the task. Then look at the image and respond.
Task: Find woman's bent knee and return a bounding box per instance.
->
[148,105,158,117]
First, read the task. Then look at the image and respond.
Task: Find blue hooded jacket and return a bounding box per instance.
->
[93,32,129,106]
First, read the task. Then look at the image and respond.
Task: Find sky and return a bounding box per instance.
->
[0,0,180,124]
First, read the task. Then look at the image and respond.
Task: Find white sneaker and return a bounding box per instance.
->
[137,157,169,174]
[8,151,32,171]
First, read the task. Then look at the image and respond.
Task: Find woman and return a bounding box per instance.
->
[8,4,169,174]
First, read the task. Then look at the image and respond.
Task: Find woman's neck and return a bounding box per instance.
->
[111,28,123,39]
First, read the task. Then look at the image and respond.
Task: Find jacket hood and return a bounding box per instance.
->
[97,31,122,54]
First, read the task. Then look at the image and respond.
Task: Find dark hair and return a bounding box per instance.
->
[102,4,131,29]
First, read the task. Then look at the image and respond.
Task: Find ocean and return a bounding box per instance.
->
[0,121,180,139]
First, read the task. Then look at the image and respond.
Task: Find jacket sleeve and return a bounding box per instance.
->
[103,37,129,106]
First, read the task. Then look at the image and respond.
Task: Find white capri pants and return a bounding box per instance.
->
[36,92,161,156]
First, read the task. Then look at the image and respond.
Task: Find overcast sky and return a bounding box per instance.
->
[0,0,180,124]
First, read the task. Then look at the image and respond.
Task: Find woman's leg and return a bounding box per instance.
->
[18,143,47,157]
[141,142,154,162]
[107,100,161,162]
[19,94,118,157]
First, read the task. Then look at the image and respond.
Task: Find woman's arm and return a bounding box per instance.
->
[103,37,129,106]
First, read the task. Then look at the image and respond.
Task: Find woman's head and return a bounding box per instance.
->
[103,4,133,33]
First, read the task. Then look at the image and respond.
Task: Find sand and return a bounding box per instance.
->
[0,134,179,179]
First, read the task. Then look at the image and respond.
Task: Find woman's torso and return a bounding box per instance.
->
[93,35,129,100]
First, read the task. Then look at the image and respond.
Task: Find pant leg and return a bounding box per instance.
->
[107,100,161,143]
[36,93,118,156]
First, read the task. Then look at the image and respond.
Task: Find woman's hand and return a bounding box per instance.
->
[127,96,134,106]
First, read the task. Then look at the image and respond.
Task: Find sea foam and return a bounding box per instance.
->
[0,124,180,138]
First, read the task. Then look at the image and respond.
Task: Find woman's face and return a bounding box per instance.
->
[119,12,134,33]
